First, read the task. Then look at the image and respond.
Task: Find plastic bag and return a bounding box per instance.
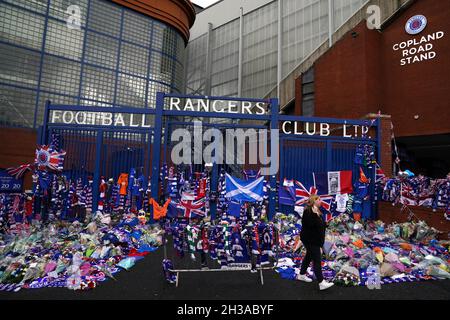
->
[380,263,397,277]
[424,255,447,266]
[116,257,137,270]
[426,266,450,279]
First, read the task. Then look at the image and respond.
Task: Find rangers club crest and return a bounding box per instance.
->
[405,15,427,35]
[35,145,66,171]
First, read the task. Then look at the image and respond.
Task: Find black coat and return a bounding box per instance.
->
[300,206,326,247]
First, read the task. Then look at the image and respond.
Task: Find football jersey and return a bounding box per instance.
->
[117,173,129,196]
[335,194,349,213]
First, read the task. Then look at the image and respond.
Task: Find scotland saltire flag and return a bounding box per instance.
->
[225,173,264,202]
[313,171,353,195]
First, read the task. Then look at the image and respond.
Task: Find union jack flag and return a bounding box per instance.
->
[323,211,338,223]
[376,163,387,184]
[400,182,417,206]
[6,164,33,179]
[178,197,206,219]
[294,180,333,212]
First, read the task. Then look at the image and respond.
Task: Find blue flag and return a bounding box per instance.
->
[278,178,296,206]
[227,200,241,217]
[225,173,264,203]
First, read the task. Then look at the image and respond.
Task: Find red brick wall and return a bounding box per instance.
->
[365,115,393,177]
[294,75,303,115]
[378,202,450,240]
[379,117,393,177]
[382,0,450,137]
[314,22,383,119]
[314,0,450,136]
[310,0,450,229]
[0,127,37,189]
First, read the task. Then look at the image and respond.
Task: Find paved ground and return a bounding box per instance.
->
[1,244,449,300]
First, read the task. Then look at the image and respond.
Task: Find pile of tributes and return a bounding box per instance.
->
[163,214,277,271]
[0,211,164,292]
[161,168,277,283]
[273,212,450,286]
[378,172,450,220]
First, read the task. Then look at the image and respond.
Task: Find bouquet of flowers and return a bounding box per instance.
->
[334,265,360,287]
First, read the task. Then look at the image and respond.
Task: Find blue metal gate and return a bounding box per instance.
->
[40,93,380,220]
[40,102,155,212]
[279,137,378,218]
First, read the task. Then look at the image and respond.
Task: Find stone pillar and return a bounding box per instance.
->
[294,75,303,116]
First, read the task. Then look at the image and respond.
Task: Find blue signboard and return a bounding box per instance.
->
[0,170,23,193]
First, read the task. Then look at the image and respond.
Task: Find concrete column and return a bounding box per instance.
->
[205,22,213,96]
[328,0,334,47]
[238,7,243,98]
[277,0,282,99]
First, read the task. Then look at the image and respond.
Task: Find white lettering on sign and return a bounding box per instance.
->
[392,31,445,66]
[343,125,352,138]
[170,97,181,110]
[51,110,62,123]
[167,98,269,115]
[141,115,151,128]
[242,101,252,114]
[228,101,239,114]
[62,111,74,124]
[50,111,156,128]
[114,114,125,126]
[75,111,86,125]
[185,99,195,111]
[49,110,372,140]
[101,113,112,126]
[254,102,266,115]
[281,122,370,139]
[320,123,330,136]
[129,114,139,127]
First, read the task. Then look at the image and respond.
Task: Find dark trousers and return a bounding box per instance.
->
[200,251,207,266]
[300,244,324,283]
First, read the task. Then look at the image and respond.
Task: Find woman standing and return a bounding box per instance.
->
[297,195,334,291]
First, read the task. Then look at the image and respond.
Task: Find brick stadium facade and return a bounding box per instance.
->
[292,0,450,237]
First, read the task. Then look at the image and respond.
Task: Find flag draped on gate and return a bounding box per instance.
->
[294,180,333,211]
[225,173,264,202]
[6,164,33,179]
[35,145,66,171]
[375,163,386,184]
[227,200,241,217]
[178,198,206,219]
[278,178,296,206]
[400,182,417,206]
[313,171,353,195]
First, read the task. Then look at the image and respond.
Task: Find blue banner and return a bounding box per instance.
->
[0,170,23,193]
[225,173,264,202]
